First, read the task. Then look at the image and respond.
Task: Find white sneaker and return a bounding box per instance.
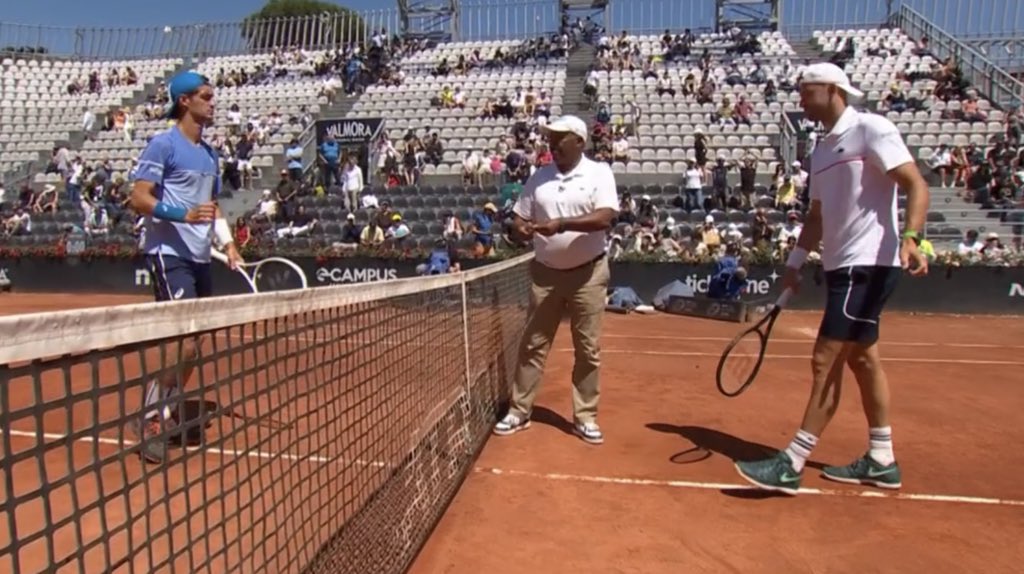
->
[574,421,604,445]
[493,413,530,436]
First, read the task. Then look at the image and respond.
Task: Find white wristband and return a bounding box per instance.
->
[214,218,234,247]
[786,246,808,269]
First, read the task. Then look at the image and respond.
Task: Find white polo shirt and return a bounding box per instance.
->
[513,156,619,270]
[809,106,913,272]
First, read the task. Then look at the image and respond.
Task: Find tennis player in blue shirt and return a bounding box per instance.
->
[129,71,243,463]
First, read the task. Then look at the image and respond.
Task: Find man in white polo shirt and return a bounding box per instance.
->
[493,115,619,445]
[735,63,930,495]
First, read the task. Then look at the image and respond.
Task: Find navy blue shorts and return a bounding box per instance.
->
[819,265,901,345]
[146,254,213,301]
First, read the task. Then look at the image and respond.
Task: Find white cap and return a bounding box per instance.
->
[704,214,715,224]
[542,115,589,142]
[800,62,864,99]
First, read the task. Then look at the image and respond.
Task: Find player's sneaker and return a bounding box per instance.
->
[734,451,803,495]
[493,413,530,436]
[822,454,902,489]
[574,421,604,445]
[130,414,179,464]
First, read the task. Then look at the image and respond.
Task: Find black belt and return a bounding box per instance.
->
[541,252,606,272]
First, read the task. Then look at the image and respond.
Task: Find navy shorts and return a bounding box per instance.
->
[819,265,901,345]
[146,254,213,301]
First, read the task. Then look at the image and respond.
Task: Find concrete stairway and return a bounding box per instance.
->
[560,42,598,126]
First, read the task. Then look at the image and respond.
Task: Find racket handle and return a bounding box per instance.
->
[774,288,794,309]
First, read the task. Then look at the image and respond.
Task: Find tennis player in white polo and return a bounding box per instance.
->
[735,63,930,495]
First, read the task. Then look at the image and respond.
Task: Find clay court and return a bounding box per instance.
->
[2,292,1023,573]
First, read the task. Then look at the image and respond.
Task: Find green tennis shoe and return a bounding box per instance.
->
[822,454,902,489]
[734,451,803,496]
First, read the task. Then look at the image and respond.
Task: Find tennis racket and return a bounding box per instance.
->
[715,288,793,397]
[211,249,309,293]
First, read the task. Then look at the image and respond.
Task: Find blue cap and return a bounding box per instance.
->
[164,71,209,119]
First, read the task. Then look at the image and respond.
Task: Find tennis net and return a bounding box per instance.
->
[0,252,533,574]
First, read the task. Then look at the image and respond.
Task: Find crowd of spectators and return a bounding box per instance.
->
[3,24,1024,268]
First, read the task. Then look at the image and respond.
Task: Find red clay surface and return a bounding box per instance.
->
[408,311,1024,574]
[3,292,1024,573]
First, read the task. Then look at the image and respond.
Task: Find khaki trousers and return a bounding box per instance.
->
[510,255,610,424]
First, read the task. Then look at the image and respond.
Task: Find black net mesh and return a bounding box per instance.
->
[0,253,532,574]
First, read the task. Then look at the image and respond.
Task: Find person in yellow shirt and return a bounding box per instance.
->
[440,86,455,108]
[776,175,798,209]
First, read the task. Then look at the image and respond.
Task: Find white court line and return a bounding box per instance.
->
[474,467,1024,508]
[1,429,386,467]
[8,432,1021,509]
[559,348,1024,366]
[602,334,1024,350]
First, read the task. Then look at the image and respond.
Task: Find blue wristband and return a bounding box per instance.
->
[154,202,188,222]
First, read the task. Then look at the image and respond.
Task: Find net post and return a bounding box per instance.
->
[459,276,472,395]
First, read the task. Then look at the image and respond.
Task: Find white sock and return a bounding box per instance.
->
[869,426,895,466]
[143,381,177,421]
[783,429,818,473]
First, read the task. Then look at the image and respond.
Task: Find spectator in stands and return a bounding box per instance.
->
[694,129,709,172]
[334,214,360,250]
[253,190,279,224]
[424,134,444,166]
[950,145,970,188]
[401,144,421,186]
[776,175,799,210]
[235,133,256,187]
[226,103,243,134]
[3,208,31,237]
[318,133,341,187]
[417,239,461,275]
[441,210,463,241]
[339,156,363,211]
[386,213,411,245]
[31,184,58,214]
[234,218,251,248]
[957,229,984,259]
[438,85,455,108]
[66,156,85,204]
[980,232,1007,260]
[86,207,110,236]
[927,145,954,188]
[285,138,303,181]
[360,220,385,247]
[738,156,757,207]
[961,94,987,123]
[635,195,660,230]
[709,158,733,208]
[277,205,317,239]
[611,132,629,163]
[734,96,754,127]
[470,203,498,256]
[763,79,778,104]
[462,151,486,186]
[881,86,909,113]
[751,208,773,245]
[682,160,704,211]
[700,215,721,252]
[791,160,809,190]
[656,71,676,97]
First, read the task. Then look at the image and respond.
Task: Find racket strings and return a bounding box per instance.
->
[718,331,767,395]
[253,261,306,292]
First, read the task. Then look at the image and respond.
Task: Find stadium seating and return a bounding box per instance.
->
[1,24,1021,259]
[1,56,183,176]
[350,38,568,178]
[595,31,793,177]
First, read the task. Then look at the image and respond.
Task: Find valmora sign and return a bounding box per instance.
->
[316,118,384,145]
